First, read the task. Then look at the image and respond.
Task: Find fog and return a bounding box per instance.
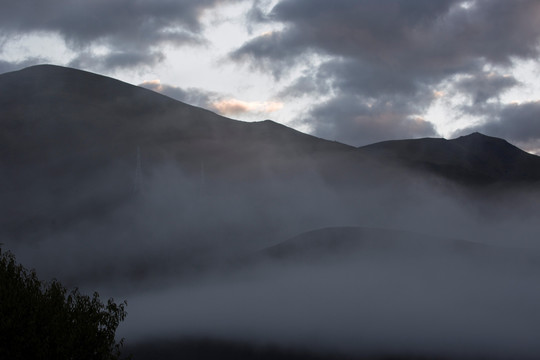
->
[4,160,540,359]
[122,249,540,359]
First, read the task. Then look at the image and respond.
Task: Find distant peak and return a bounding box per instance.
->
[453,132,505,143]
[255,119,287,128]
[17,64,74,73]
[458,132,486,138]
[11,64,102,79]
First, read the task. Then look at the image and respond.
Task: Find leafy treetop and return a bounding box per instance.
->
[0,247,129,360]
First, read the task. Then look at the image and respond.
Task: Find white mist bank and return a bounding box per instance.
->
[4,162,540,359]
[120,244,540,359]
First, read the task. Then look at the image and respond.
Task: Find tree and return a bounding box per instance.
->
[0,247,129,360]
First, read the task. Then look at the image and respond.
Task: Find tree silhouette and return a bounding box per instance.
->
[0,248,128,360]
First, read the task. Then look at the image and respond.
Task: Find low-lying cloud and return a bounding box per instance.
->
[5,156,540,359]
[122,238,540,359]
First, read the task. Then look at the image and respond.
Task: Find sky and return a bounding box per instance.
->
[1,0,540,153]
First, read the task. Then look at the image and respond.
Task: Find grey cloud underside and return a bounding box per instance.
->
[304,94,437,146]
[454,72,520,106]
[233,0,540,145]
[0,0,240,70]
[138,81,221,111]
[240,0,540,76]
[70,51,167,72]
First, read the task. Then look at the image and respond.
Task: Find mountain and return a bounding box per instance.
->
[0,64,355,177]
[3,65,540,360]
[1,64,540,241]
[359,132,540,185]
[0,65,367,238]
[2,64,539,191]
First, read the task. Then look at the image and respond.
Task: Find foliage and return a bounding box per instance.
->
[0,247,128,360]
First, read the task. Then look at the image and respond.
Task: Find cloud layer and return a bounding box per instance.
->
[231,0,540,145]
[0,0,240,71]
[1,0,540,149]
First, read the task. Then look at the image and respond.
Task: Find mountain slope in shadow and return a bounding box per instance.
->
[0,65,368,238]
[0,64,355,178]
[3,65,540,360]
[359,132,540,185]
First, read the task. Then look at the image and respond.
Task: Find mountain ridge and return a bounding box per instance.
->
[2,65,540,360]
[359,131,540,184]
[2,64,540,189]
[0,64,369,239]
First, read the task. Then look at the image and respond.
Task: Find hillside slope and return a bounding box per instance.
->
[0,65,366,238]
[359,132,540,184]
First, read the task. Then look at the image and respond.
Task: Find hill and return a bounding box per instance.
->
[1,64,539,249]
[0,65,366,239]
[2,65,540,360]
[359,132,540,184]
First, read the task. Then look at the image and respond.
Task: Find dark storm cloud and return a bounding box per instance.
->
[279,58,439,145]
[0,0,240,70]
[69,51,166,72]
[232,0,540,145]
[306,94,437,146]
[238,0,540,77]
[454,72,520,106]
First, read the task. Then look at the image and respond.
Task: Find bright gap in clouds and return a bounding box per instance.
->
[137,1,291,122]
[502,59,540,104]
[0,33,72,64]
[425,59,540,143]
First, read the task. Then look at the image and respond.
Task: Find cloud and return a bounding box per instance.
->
[303,94,437,146]
[139,79,217,108]
[211,98,283,116]
[0,57,47,74]
[0,0,241,71]
[453,71,520,106]
[69,51,166,72]
[238,0,540,75]
[231,0,540,144]
[140,79,283,116]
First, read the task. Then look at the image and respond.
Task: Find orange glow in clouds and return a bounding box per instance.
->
[212,99,284,115]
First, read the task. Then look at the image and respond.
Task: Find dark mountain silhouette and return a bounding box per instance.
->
[359,132,540,185]
[2,64,539,192]
[1,64,540,240]
[0,65,366,238]
[0,64,354,178]
[3,65,540,360]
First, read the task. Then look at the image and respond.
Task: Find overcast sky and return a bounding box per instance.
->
[2,0,540,153]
